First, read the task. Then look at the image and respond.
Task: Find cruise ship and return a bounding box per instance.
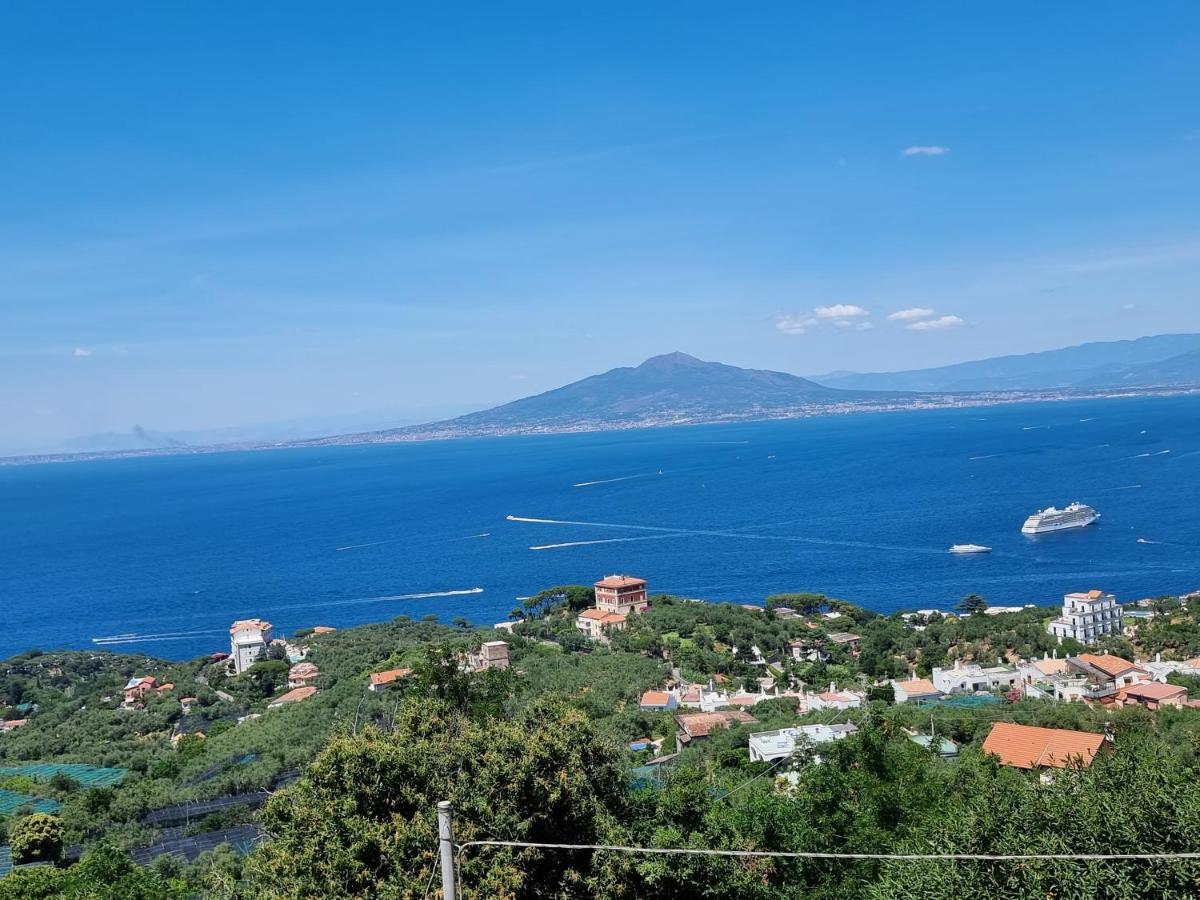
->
[1021,502,1099,534]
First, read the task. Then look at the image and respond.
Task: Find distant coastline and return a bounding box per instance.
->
[4,384,1198,467]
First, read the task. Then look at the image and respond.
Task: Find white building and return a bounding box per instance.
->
[748,723,859,762]
[807,683,864,711]
[1048,590,1121,644]
[931,661,1020,695]
[229,619,273,674]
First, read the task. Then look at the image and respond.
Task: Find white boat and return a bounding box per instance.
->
[1021,502,1099,535]
[949,544,992,554]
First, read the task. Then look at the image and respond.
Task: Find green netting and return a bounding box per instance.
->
[0,846,11,879]
[0,764,126,788]
[0,789,60,815]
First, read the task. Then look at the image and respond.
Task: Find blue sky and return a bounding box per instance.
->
[2,2,1199,448]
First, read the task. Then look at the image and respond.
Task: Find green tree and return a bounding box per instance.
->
[10,812,64,863]
[250,699,627,899]
[955,594,988,616]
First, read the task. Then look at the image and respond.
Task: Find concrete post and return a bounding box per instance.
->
[437,800,456,900]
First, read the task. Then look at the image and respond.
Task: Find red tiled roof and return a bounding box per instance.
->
[289,662,320,679]
[675,710,757,737]
[311,626,336,634]
[982,722,1105,770]
[369,668,412,686]
[579,608,626,623]
[230,618,272,634]
[1120,682,1187,702]
[1075,653,1145,678]
[640,691,672,707]
[1,719,28,730]
[270,685,317,706]
[595,575,646,589]
[728,694,761,707]
[895,678,939,696]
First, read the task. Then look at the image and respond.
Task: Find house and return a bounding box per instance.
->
[788,639,828,663]
[0,719,28,732]
[808,684,864,711]
[155,682,174,695]
[727,692,768,709]
[675,710,757,744]
[1115,682,1188,710]
[1020,654,1071,682]
[122,676,158,707]
[1048,590,1121,644]
[890,677,943,704]
[594,575,650,615]
[467,640,510,672]
[827,632,862,656]
[748,723,859,762]
[310,626,336,635]
[179,697,198,714]
[772,606,798,619]
[576,608,627,642]
[268,685,318,709]
[639,690,679,712]
[931,661,1020,695]
[230,619,274,674]
[367,667,413,692]
[287,662,320,689]
[982,722,1106,771]
[1065,653,1148,699]
[909,735,959,758]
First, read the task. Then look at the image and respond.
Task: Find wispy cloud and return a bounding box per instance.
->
[814,304,869,319]
[902,145,949,157]
[907,315,965,332]
[72,347,93,358]
[775,314,818,335]
[886,307,934,321]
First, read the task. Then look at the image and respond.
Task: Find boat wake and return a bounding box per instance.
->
[573,472,660,487]
[530,535,678,551]
[1124,450,1171,460]
[93,629,220,646]
[336,538,400,552]
[1136,538,1160,545]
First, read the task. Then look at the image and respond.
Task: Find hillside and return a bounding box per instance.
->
[813,333,1200,392]
[367,352,887,439]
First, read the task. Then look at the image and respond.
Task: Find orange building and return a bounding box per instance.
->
[594,575,649,615]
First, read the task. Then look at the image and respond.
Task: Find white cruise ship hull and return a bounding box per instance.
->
[1021,514,1098,534]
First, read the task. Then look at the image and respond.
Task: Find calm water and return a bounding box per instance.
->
[3,395,1199,661]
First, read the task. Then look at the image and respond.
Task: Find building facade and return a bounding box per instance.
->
[1048,590,1121,644]
[594,575,649,615]
[230,619,273,674]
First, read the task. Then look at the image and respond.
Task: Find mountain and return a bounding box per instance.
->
[367,352,881,438]
[812,334,1200,392]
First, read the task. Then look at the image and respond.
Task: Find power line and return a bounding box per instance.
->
[456,839,1200,863]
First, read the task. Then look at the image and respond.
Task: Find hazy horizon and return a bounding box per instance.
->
[3,4,1199,448]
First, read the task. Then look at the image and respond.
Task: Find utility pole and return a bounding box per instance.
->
[438,800,457,900]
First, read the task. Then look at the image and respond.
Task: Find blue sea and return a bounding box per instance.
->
[3,395,1199,661]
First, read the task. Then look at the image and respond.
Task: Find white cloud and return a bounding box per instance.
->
[775,314,818,335]
[72,347,93,357]
[1122,303,1137,310]
[856,321,875,331]
[907,315,965,332]
[813,304,869,319]
[902,145,949,156]
[887,307,935,321]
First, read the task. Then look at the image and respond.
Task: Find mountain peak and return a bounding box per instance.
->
[636,351,707,370]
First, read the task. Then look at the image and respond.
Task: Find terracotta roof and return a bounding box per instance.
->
[1183,658,1200,670]
[728,694,762,707]
[828,632,862,643]
[289,662,320,679]
[269,685,317,706]
[1075,653,1144,678]
[895,678,939,696]
[1120,682,1187,702]
[369,667,412,686]
[578,608,626,624]
[640,691,672,707]
[155,683,174,692]
[1,719,28,730]
[675,710,757,737]
[311,626,336,634]
[230,618,272,634]
[982,722,1105,770]
[679,687,702,703]
[1029,658,1070,676]
[595,575,646,589]
[818,691,857,702]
